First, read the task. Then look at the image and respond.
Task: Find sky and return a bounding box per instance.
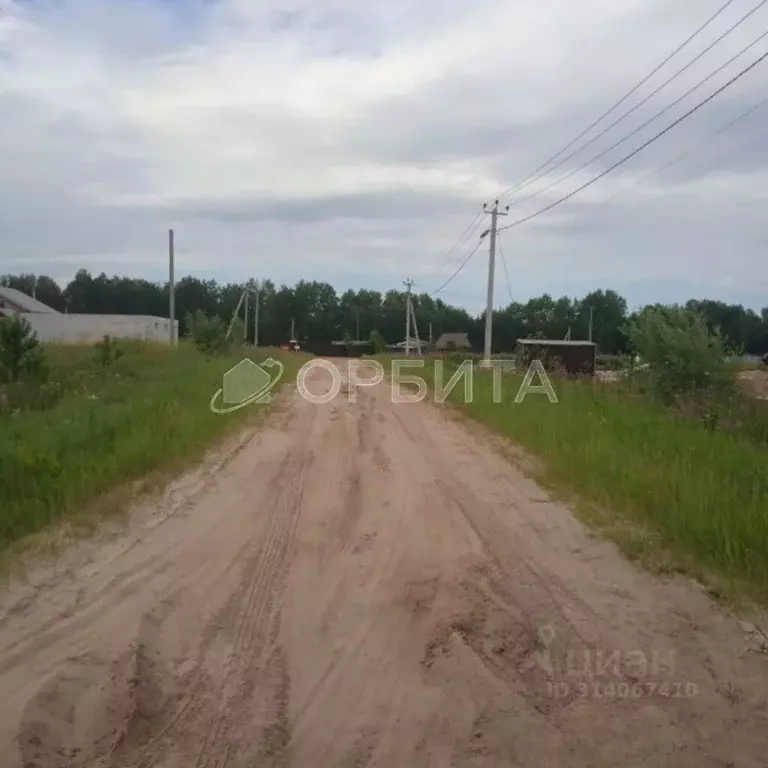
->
[1,0,767,315]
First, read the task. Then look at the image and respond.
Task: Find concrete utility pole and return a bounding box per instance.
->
[404,279,414,356]
[588,306,595,342]
[168,229,176,346]
[482,200,508,366]
[243,289,249,342]
[291,317,295,341]
[252,280,260,347]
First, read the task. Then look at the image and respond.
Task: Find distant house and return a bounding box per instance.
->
[436,332,471,351]
[0,285,60,316]
[386,338,427,352]
[0,284,177,344]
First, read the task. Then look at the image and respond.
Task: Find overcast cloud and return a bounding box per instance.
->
[1,0,767,313]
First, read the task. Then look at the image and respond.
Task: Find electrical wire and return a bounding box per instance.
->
[430,209,484,275]
[506,25,768,211]
[497,235,513,304]
[497,47,768,234]
[500,0,768,201]
[599,91,768,206]
[497,0,740,200]
[429,232,488,297]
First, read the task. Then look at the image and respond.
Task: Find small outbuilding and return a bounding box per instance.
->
[515,339,597,376]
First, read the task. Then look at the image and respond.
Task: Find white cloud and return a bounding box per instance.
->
[0,0,767,310]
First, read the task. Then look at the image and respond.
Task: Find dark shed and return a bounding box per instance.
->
[515,339,597,376]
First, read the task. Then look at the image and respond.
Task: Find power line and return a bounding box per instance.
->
[429,232,488,297]
[599,91,768,205]
[497,47,768,234]
[506,25,768,211]
[430,209,484,273]
[498,235,513,304]
[502,0,768,203]
[497,0,740,199]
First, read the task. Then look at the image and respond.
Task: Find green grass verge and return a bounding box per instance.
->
[374,355,768,603]
[0,342,308,553]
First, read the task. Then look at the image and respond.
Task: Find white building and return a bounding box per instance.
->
[0,285,178,344]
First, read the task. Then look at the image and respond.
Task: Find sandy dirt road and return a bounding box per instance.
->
[1,360,767,767]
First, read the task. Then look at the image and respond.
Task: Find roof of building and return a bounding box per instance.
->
[388,338,427,348]
[516,338,596,346]
[0,285,60,314]
[436,332,471,346]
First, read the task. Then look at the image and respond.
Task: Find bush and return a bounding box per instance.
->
[186,310,231,356]
[625,306,732,404]
[597,354,632,371]
[0,313,46,383]
[93,334,124,370]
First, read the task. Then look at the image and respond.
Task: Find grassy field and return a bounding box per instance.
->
[0,341,307,553]
[378,355,768,603]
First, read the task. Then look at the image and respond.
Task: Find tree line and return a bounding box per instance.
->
[2,270,767,356]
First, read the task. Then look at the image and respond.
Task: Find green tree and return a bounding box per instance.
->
[0,314,45,383]
[578,290,628,354]
[186,310,230,356]
[625,305,732,403]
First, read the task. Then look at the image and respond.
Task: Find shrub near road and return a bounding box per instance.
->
[0,338,305,552]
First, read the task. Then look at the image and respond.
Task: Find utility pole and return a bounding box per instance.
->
[482,200,509,366]
[291,317,295,341]
[226,290,247,341]
[243,289,249,342]
[404,279,414,356]
[253,280,260,347]
[168,228,176,346]
[588,306,594,342]
[429,321,433,345]
[355,307,360,343]
[410,297,422,356]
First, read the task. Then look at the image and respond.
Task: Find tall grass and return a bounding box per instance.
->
[0,342,305,551]
[381,356,768,599]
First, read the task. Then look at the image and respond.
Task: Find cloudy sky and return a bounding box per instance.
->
[1,0,767,314]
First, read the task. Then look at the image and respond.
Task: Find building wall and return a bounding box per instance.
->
[23,314,178,344]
